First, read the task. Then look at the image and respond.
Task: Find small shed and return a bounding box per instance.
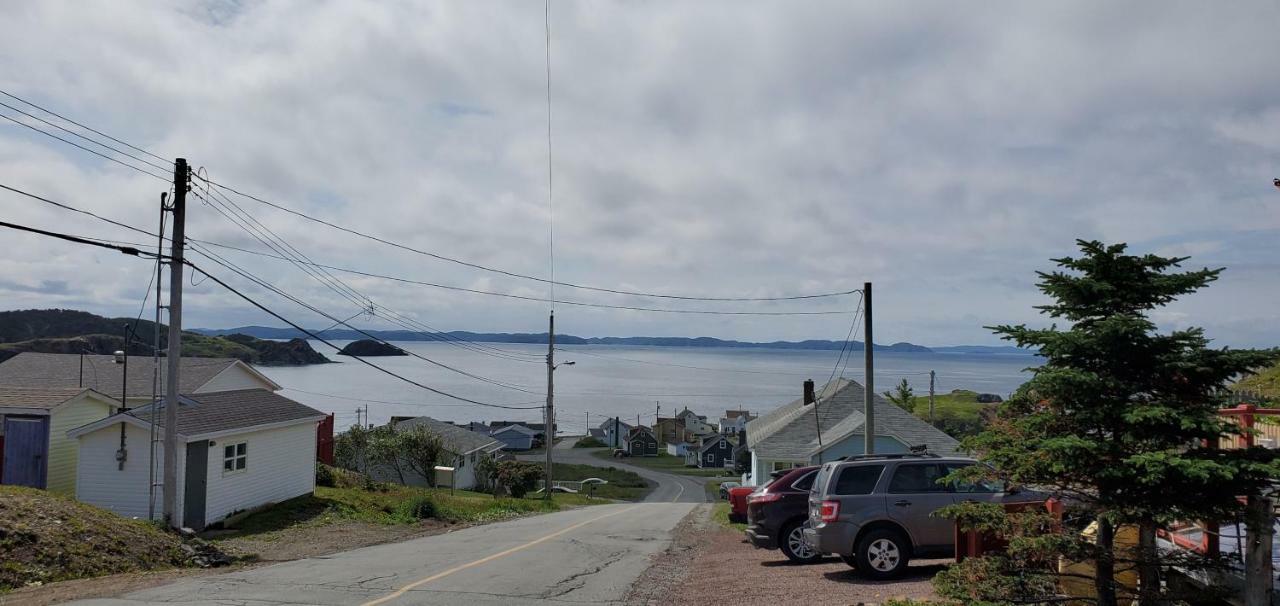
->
[0,387,117,493]
[68,389,325,530]
[694,434,735,469]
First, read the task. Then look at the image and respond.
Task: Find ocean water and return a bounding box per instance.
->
[259,341,1037,434]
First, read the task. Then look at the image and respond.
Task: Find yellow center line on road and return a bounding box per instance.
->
[360,504,642,606]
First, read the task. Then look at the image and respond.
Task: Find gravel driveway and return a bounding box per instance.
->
[628,506,943,605]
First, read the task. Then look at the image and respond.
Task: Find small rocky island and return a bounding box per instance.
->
[337,339,408,357]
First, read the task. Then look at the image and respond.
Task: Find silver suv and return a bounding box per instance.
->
[803,454,1026,579]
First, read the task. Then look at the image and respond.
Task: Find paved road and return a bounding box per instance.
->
[75,502,697,606]
[523,446,713,503]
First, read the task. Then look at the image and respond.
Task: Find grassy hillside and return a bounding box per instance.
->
[906,389,997,439]
[1235,362,1280,401]
[0,486,193,591]
[0,309,328,365]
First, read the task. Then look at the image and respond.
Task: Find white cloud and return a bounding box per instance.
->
[0,0,1278,347]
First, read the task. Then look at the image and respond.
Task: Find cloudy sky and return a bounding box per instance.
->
[1,0,1278,348]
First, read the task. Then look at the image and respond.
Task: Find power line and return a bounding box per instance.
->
[190,172,860,303]
[0,90,170,163]
[184,260,544,410]
[280,387,543,409]
[0,112,169,182]
[0,99,172,174]
[0,220,159,259]
[0,182,158,239]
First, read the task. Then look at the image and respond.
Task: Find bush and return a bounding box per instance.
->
[496,461,544,498]
[316,462,336,487]
[396,495,438,520]
[574,436,605,448]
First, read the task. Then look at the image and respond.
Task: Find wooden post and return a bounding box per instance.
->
[1245,493,1274,606]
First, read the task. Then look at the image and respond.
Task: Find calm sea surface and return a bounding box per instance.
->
[260,341,1037,434]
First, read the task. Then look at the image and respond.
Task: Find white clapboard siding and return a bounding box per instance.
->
[196,364,275,393]
[202,421,317,524]
[75,422,185,523]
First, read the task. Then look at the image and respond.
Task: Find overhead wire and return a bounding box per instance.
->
[0,99,172,174]
[0,89,171,163]
[0,112,169,182]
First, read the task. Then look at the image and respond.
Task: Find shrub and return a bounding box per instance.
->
[396,495,438,520]
[496,461,544,498]
[316,463,336,487]
[574,436,605,448]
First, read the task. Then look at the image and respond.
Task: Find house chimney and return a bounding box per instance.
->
[113,350,126,364]
[804,379,815,405]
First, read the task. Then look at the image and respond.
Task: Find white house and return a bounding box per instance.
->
[0,352,280,407]
[743,379,961,486]
[68,389,325,529]
[718,409,755,435]
[675,407,716,436]
[490,424,537,451]
[370,416,504,490]
[666,441,692,457]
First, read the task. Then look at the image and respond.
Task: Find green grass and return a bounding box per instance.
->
[551,463,652,501]
[220,483,600,539]
[906,389,995,438]
[712,501,747,532]
[588,450,732,477]
[573,436,606,448]
[1236,362,1280,401]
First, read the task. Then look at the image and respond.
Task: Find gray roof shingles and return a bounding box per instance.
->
[393,416,502,455]
[0,386,110,410]
[125,389,325,437]
[0,352,248,398]
[746,378,961,460]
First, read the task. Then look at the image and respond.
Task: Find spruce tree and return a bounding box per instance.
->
[938,240,1280,605]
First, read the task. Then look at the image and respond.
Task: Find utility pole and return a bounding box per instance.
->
[544,313,555,499]
[863,282,874,455]
[162,158,187,528]
[805,379,821,464]
[928,370,936,426]
[585,411,589,436]
[614,416,619,449]
[655,401,660,424]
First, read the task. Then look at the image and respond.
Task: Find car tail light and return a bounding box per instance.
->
[748,492,782,504]
[819,500,840,523]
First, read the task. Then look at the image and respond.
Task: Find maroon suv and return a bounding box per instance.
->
[744,466,820,563]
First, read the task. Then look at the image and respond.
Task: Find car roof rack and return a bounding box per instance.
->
[834,452,941,462]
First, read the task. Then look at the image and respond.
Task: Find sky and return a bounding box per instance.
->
[1,1,1278,348]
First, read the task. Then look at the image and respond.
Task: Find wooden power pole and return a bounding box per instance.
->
[544,312,555,499]
[162,158,187,527]
[929,370,936,425]
[863,282,874,455]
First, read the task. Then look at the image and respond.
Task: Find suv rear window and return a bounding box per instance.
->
[833,464,884,495]
[791,470,817,491]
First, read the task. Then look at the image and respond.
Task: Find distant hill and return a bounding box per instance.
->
[191,325,1012,354]
[931,345,1035,355]
[0,309,329,366]
[337,339,407,357]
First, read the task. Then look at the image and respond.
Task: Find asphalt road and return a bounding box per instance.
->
[524,442,714,503]
[74,502,697,606]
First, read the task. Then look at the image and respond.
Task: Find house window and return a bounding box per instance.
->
[772,461,801,472]
[719,439,727,449]
[223,442,247,473]
[705,453,715,464]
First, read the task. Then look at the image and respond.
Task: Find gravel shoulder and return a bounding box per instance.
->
[626,505,944,605]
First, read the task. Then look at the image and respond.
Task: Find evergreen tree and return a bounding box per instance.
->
[884,378,915,411]
[937,240,1280,605]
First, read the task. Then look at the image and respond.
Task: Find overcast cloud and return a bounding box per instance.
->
[1,0,1278,347]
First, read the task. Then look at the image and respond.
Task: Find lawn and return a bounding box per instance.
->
[551,463,652,501]
[1235,361,1280,400]
[906,389,996,439]
[221,482,600,538]
[589,450,732,477]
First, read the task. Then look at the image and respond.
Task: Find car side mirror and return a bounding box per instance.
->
[1005,483,1021,495]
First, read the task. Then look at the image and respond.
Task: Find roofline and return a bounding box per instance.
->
[67,413,160,440]
[67,408,324,441]
[206,361,283,392]
[1,407,52,416]
[190,415,325,441]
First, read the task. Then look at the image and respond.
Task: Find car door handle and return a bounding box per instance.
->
[893,499,911,507]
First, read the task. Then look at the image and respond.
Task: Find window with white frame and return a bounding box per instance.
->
[706,452,715,464]
[223,442,247,473]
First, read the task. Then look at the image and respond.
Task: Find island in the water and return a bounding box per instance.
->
[0,309,330,366]
[337,339,408,357]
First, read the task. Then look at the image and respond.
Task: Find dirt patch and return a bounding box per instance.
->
[214,518,453,562]
[627,506,943,605]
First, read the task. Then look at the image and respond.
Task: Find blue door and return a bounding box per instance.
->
[2,416,50,489]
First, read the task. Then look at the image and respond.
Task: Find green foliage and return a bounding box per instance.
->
[552,463,650,500]
[365,425,409,484]
[496,461,544,498]
[1235,360,1280,401]
[944,240,1280,606]
[474,453,498,493]
[315,462,336,487]
[396,495,438,520]
[884,378,916,411]
[573,436,606,448]
[396,425,445,487]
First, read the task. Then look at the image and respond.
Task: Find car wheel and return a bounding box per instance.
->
[779,522,820,564]
[854,529,910,579]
